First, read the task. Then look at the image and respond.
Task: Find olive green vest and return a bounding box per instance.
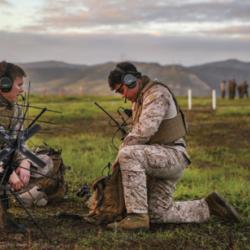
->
[133,78,188,144]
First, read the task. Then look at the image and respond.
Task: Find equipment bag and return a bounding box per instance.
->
[17,145,68,206]
[86,165,126,225]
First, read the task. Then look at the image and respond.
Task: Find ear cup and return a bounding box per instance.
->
[115,66,139,89]
[122,74,137,88]
[0,76,13,92]
[0,62,13,92]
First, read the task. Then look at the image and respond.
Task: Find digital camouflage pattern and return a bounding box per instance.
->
[0,95,25,163]
[0,95,24,226]
[86,166,126,224]
[0,95,67,208]
[17,146,68,207]
[123,76,189,159]
[118,76,211,223]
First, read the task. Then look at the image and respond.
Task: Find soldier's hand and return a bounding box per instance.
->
[9,171,24,191]
[16,160,31,186]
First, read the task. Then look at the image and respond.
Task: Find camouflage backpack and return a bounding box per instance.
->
[32,145,68,201]
[85,165,126,225]
[18,145,68,206]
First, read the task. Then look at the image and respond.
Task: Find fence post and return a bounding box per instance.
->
[188,89,192,110]
[212,89,216,110]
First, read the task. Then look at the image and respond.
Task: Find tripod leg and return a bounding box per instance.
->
[8,188,51,242]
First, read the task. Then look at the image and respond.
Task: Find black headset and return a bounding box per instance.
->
[115,66,139,89]
[0,62,13,93]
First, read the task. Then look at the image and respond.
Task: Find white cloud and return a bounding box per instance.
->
[12,0,248,38]
[0,31,249,66]
[1,0,249,38]
[0,0,249,65]
[0,0,10,6]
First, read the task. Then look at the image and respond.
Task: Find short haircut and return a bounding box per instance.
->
[108,62,141,90]
[0,61,26,82]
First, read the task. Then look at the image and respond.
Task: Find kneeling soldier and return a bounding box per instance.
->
[105,62,240,231]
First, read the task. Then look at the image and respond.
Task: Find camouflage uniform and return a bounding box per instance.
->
[0,95,66,208]
[238,81,249,99]
[17,147,67,207]
[0,95,24,226]
[228,79,237,99]
[117,76,210,223]
[0,95,24,163]
[220,80,226,98]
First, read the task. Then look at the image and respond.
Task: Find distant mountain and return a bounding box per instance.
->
[18,59,250,96]
[134,63,210,96]
[189,59,250,92]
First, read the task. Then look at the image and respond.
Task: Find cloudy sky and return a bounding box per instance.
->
[0,0,249,66]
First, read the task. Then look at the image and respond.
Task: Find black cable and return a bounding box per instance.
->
[8,187,51,242]
[111,127,120,151]
[15,103,62,114]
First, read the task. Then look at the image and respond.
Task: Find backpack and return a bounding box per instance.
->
[86,165,126,225]
[19,145,68,204]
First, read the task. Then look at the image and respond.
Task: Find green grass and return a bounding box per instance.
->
[26,95,250,213]
[7,95,250,249]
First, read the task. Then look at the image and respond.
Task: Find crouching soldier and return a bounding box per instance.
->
[88,62,240,231]
[0,61,67,232]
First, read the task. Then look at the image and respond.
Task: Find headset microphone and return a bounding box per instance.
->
[124,87,128,103]
[20,94,26,102]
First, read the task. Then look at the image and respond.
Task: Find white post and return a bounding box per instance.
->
[188,89,192,110]
[212,89,216,110]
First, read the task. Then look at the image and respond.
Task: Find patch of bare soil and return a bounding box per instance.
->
[187,112,250,148]
[0,199,99,249]
[0,199,249,249]
[39,117,117,137]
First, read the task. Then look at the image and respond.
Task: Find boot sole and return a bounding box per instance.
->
[206,192,240,222]
[106,222,149,232]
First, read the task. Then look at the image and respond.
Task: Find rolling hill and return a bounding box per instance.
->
[18,59,250,96]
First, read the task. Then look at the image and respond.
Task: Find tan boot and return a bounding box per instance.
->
[106,213,149,232]
[205,192,240,222]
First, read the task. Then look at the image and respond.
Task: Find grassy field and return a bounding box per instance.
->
[1,95,250,249]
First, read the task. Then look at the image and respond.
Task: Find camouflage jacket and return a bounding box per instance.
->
[0,95,24,164]
[122,75,189,159]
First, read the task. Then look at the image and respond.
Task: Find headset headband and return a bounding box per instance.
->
[0,62,12,78]
[115,66,138,76]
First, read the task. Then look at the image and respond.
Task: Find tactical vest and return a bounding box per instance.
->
[133,80,188,145]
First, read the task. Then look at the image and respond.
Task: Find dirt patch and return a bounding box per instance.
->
[187,112,250,149]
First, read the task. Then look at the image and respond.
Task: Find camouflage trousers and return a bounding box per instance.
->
[118,145,210,223]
